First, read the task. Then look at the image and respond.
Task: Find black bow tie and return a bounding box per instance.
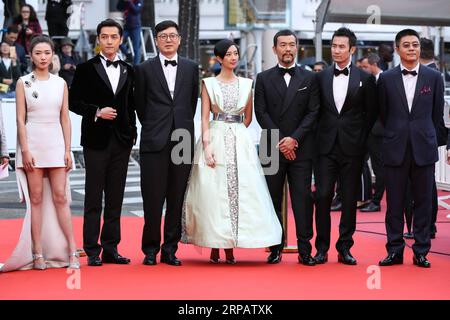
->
[106,60,120,68]
[401,69,417,76]
[334,67,349,76]
[278,66,296,77]
[164,59,177,67]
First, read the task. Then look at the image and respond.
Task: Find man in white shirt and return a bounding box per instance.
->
[314,27,377,265]
[135,20,199,267]
[378,29,444,268]
[69,19,137,267]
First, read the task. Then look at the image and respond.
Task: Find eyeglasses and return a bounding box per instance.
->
[21,10,30,13]
[157,33,180,41]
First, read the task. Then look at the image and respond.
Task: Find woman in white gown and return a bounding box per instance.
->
[1,35,79,272]
[181,39,282,263]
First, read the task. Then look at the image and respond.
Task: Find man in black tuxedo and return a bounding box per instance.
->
[135,20,199,266]
[255,29,320,266]
[378,30,444,268]
[314,28,377,265]
[69,19,137,266]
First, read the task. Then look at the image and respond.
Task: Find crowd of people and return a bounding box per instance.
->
[0,10,447,273]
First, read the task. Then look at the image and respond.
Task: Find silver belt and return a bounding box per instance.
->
[213,113,244,123]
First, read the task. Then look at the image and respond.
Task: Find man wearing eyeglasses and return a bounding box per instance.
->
[378,29,444,268]
[135,20,199,267]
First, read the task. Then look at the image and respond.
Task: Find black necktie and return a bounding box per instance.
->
[106,60,120,68]
[334,67,349,76]
[278,67,296,77]
[164,59,177,67]
[401,69,417,76]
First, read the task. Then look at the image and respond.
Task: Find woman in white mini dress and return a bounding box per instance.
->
[1,35,79,272]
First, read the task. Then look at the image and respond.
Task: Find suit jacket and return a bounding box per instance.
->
[379,64,445,166]
[316,65,377,157]
[255,65,320,161]
[0,59,21,91]
[69,55,137,150]
[134,56,199,153]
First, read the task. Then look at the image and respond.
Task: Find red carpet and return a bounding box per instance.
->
[1,201,449,300]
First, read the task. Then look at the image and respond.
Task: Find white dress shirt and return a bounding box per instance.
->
[278,62,296,87]
[159,53,178,98]
[333,61,351,114]
[375,70,382,83]
[1,58,11,70]
[100,52,120,94]
[400,63,420,112]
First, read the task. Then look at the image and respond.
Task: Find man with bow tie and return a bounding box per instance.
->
[255,29,320,266]
[69,19,137,267]
[135,20,199,267]
[314,28,377,265]
[378,29,444,268]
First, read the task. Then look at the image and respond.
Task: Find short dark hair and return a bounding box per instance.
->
[6,25,19,34]
[96,19,123,37]
[273,29,297,47]
[395,29,420,47]
[313,61,328,68]
[155,20,179,36]
[367,53,380,66]
[420,37,434,60]
[332,27,357,48]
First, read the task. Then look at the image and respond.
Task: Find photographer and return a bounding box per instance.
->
[58,37,82,87]
[13,4,42,53]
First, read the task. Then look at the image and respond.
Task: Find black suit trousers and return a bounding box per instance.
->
[82,134,132,257]
[140,139,192,257]
[264,157,314,255]
[384,143,434,256]
[367,134,385,204]
[315,144,364,253]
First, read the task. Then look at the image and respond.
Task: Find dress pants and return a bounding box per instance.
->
[83,134,132,257]
[315,144,364,253]
[140,139,192,257]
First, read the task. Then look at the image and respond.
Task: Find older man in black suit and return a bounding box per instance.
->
[378,29,444,268]
[135,20,199,267]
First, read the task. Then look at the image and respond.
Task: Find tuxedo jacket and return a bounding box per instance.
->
[315,65,377,157]
[69,55,137,150]
[379,65,445,166]
[255,65,320,161]
[134,56,199,153]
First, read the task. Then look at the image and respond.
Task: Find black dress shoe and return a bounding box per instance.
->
[403,232,414,239]
[313,252,328,264]
[379,253,403,266]
[267,250,282,264]
[298,253,316,266]
[337,251,357,265]
[102,253,131,264]
[143,254,157,265]
[430,233,436,239]
[87,255,102,266]
[161,255,182,266]
[413,255,431,268]
[360,202,381,212]
[330,201,342,212]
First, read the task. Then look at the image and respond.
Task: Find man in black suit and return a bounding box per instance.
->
[135,20,199,266]
[69,19,137,266]
[314,28,377,265]
[378,29,444,268]
[360,53,384,213]
[255,29,320,266]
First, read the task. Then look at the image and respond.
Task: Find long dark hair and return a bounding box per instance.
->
[29,35,55,70]
[14,4,39,24]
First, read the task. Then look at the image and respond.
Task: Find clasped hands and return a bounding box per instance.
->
[277,137,298,161]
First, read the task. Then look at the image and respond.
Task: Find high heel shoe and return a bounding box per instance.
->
[209,249,220,264]
[32,253,47,270]
[68,252,80,269]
